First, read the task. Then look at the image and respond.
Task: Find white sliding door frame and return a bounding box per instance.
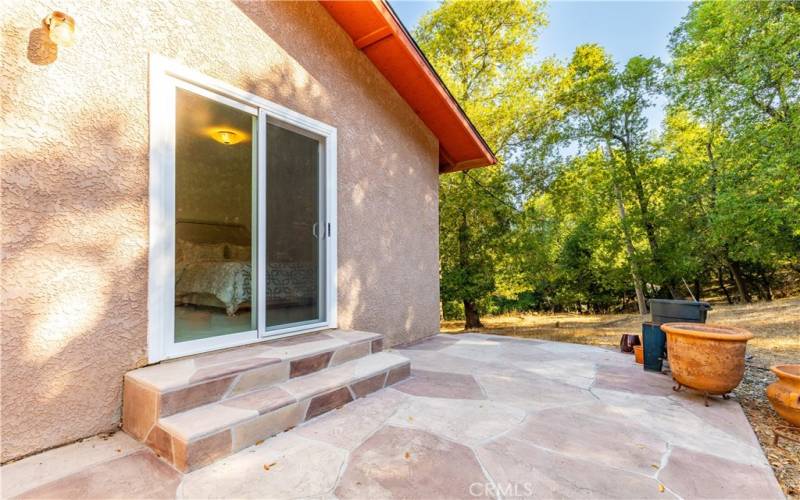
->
[148,54,337,363]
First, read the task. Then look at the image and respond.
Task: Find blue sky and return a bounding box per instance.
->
[390,0,691,131]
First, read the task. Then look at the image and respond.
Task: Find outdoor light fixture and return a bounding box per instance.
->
[44,11,75,46]
[212,130,240,145]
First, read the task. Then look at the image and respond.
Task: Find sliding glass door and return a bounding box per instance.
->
[150,56,337,361]
[173,86,258,344]
[264,123,326,330]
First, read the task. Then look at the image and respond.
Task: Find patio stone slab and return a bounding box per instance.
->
[593,363,676,396]
[477,437,674,499]
[388,396,525,446]
[392,369,486,399]
[589,388,767,466]
[189,357,280,384]
[669,391,762,447]
[221,386,295,414]
[395,349,490,375]
[295,389,408,450]
[305,386,354,420]
[227,361,290,396]
[160,376,236,417]
[327,329,383,343]
[16,451,181,499]
[231,401,309,452]
[335,426,489,499]
[402,334,459,350]
[289,351,333,378]
[476,371,596,412]
[329,341,371,366]
[510,358,597,389]
[160,402,256,442]
[12,334,778,499]
[179,433,346,499]
[0,432,144,499]
[511,403,667,475]
[659,446,783,499]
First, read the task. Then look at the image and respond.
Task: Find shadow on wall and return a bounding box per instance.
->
[2,109,150,462]
[1,0,438,463]
[233,0,440,346]
[27,27,56,65]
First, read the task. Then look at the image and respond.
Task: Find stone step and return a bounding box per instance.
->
[122,330,384,443]
[141,352,410,472]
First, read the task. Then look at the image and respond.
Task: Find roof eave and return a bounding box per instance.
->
[319,0,497,174]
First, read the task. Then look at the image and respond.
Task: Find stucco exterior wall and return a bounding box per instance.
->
[1,0,440,462]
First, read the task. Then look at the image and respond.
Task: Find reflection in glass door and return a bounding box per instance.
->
[173,87,257,343]
[265,123,325,329]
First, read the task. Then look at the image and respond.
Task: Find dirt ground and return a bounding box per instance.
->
[442,297,800,498]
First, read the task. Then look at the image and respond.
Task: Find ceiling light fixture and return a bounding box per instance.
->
[212,130,240,145]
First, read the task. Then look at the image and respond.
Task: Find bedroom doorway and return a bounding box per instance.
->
[149,55,337,361]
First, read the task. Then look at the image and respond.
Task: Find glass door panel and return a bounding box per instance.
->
[173,87,257,343]
[265,122,325,329]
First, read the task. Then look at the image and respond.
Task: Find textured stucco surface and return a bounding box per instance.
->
[1,0,439,462]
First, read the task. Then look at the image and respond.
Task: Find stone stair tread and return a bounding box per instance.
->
[126,329,381,392]
[280,352,409,401]
[157,351,408,443]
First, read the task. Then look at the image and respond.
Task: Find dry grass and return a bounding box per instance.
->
[443,297,800,498]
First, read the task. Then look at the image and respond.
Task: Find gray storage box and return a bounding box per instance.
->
[649,299,711,325]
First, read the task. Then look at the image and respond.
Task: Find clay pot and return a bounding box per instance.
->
[766,364,800,427]
[633,345,643,364]
[660,323,753,395]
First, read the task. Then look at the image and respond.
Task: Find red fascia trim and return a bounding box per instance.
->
[320,0,497,173]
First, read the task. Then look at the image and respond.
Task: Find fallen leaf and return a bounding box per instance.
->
[255,439,265,446]
[651,464,659,469]
[404,452,411,460]
[116,448,122,453]
[658,484,665,493]
[263,462,277,471]
[407,416,414,422]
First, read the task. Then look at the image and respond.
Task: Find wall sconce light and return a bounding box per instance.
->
[212,130,241,145]
[43,11,75,46]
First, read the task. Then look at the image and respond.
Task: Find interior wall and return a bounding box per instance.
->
[175,88,253,233]
[1,0,439,462]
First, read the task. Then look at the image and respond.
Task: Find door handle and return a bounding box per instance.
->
[312,223,319,239]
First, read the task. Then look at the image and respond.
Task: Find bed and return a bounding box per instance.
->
[174,220,316,316]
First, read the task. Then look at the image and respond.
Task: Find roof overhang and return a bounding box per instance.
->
[319,0,497,173]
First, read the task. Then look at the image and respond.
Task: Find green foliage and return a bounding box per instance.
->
[415,0,558,324]
[419,0,800,323]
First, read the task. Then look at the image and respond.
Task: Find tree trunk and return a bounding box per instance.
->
[615,190,648,315]
[607,142,648,316]
[724,257,751,303]
[621,144,677,298]
[717,267,733,304]
[456,192,483,329]
[693,278,702,301]
[464,300,483,329]
[760,271,773,301]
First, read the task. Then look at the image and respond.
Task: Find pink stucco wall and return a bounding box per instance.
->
[1,0,440,462]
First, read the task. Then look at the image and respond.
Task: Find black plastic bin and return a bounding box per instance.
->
[649,299,711,325]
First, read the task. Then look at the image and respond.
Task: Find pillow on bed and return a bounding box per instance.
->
[177,240,226,263]
[226,244,252,261]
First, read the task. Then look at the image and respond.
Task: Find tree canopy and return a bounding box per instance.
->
[415,0,800,325]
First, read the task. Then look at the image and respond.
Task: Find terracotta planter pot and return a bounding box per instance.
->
[633,345,643,364]
[767,364,800,427]
[661,323,753,397]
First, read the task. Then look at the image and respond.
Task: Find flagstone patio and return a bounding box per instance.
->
[2,333,783,499]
